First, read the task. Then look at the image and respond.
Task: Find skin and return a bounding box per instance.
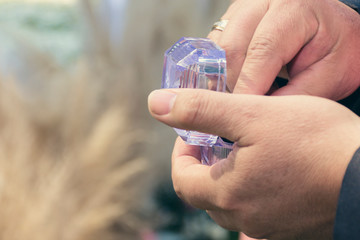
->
[149,0,360,238]
[207,0,360,238]
[208,0,360,99]
[148,89,360,239]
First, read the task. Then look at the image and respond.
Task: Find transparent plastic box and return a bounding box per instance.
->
[162,37,233,165]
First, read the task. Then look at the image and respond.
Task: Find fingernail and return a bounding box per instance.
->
[148,90,177,115]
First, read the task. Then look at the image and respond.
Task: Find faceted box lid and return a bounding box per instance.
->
[162,37,227,146]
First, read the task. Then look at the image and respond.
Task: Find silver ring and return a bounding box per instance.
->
[211,19,229,32]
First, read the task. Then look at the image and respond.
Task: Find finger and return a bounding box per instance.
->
[239,232,266,240]
[171,137,220,210]
[217,0,270,92]
[148,89,262,143]
[285,0,353,79]
[207,209,242,232]
[208,0,241,45]
[272,56,351,100]
[233,1,319,95]
[208,25,223,44]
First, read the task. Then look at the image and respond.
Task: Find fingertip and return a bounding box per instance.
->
[148,89,177,116]
[171,138,222,210]
[172,137,201,163]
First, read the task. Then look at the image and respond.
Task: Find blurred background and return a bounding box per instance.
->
[0,0,237,239]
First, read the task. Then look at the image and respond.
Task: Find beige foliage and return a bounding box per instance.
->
[0,0,230,239]
[0,68,148,240]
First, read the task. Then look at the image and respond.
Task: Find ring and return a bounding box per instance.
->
[211,19,229,32]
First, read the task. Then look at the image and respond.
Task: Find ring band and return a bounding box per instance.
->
[211,19,229,32]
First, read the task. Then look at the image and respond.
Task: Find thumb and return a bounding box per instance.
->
[148,89,260,142]
[271,61,351,100]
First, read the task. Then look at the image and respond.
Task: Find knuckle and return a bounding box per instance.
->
[247,34,277,60]
[215,191,237,211]
[171,172,184,199]
[177,92,209,129]
[220,39,245,61]
[220,40,237,54]
[240,205,271,239]
[172,184,183,200]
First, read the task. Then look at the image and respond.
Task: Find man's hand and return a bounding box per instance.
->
[209,0,360,100]
[148,89,360,239]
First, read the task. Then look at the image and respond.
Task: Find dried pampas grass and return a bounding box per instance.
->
[0,0,231,239]
[0,65,149,240]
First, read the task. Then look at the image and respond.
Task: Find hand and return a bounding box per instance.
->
[209,0,360,100]
[148,89,360,239]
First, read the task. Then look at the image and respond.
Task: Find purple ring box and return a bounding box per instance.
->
[162,37,233,165]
